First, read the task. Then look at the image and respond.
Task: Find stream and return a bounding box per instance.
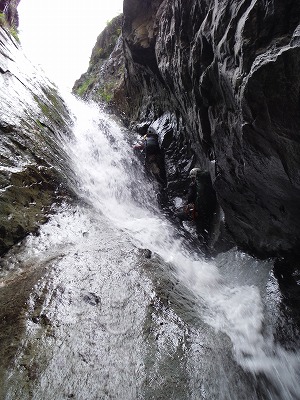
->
[0,95,300,400]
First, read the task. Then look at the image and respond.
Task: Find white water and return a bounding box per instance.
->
[3,93,299,399]
[59,95,300,399]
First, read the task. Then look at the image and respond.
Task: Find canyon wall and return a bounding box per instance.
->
[119,0,300,259]
[73,15,127,116]
[1,0,299,260]
[0,0,20,27]
[0,26,75,255]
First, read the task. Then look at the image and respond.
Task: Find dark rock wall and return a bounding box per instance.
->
[121,0,300,259]
[0,0,20,27]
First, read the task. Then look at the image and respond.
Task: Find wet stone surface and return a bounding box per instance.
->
[82,291,101,306]
[0,27,75,256]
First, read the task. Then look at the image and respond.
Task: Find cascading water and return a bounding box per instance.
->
[1,95,300,400]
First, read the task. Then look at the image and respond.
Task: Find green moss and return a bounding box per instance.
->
[9,26,20,43]
[97,47,104,57]
[32,88,68,129]
[75,76,95,97]
[0,12,5,25]
[97,82,114,103]
[33,95,51,118]
[0,12,20,43]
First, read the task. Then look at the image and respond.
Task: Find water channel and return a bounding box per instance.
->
[1,94,300,399]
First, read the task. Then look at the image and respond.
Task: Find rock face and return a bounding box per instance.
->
[73,15,126,115]
[119,0,300,259]
[0,0,20,27]
[0,27,75,255]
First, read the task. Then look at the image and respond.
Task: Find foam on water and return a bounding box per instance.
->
[61,94,300,399]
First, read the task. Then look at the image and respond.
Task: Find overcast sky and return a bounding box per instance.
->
[18,0,123,91]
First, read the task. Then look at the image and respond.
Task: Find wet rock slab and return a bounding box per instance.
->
[0,27,76,256]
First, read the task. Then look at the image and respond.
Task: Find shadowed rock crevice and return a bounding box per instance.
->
[72,0,300,260]
[120,0,300,260]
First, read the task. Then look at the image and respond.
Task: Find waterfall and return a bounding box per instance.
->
[63,95,300,399]
[2,94,299,400]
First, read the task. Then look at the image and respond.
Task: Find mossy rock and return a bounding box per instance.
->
[0,165,71,255]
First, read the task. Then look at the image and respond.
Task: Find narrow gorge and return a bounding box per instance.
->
[0,1,300,399]
[75,0,300,262]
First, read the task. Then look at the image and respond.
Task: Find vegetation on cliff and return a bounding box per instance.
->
[0,0,20,27]
[72,14,126,114]
[0,26,75,256]
[75,0,300,262]
[0,11,19,42]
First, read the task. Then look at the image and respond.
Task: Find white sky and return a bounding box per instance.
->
[18,0,123,90]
